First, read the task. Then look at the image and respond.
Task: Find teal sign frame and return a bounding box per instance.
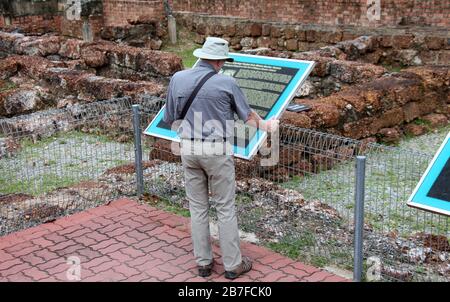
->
[143,53,315,160]
[408,132,450,216]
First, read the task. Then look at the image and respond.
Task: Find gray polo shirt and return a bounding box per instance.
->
[163,60,252,140]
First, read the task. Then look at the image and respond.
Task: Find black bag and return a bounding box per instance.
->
[179,71,216,120]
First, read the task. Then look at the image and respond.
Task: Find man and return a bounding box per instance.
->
[163,37,278,279]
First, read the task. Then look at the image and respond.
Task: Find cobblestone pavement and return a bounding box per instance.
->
[0,199,349,282]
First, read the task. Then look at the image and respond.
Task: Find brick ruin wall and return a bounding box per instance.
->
[170,0,449,28]
[102,0,165,26]
[176,14,449,67]
[0,0,449,146]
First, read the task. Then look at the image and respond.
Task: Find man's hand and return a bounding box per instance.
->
[264,118,279,133]
[245,111,279,132]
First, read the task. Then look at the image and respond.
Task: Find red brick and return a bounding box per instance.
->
[97,223,125,235]
[57,225,84,236]
[46,262,70,275]
[103,210,130,220]
[158,262,186,276]
[125,230,149,241]
[37,258,66,270]
[98,242,127,254]
[4,241,35,254]
[268,258,296,269]
[258,253,286,265]
[6,272,34,282]
[173,237,192,249]
[47,240,78,253]
[161,245,188,258]
[166,228,190,239]
[119,247,145,258]
[21,253,46,266]
[304,271,334,282]
[113,264,141,277]
[126,206,151,216]
[147,225,172,236]
[0,250,14,262]
[83,270,126,282]
[157,233,179,244]
[110,198,135,209]
[128,216,153,226]
[90,260,121,273]
[33,249,60,262]
[64,228,92,239]
[289,262,320,274]
[136,222,163,233]
[108,249,133,262]
[126,254,155,268]
[141,241,169,253]
[76,247,103,260]
[31,237,55,248]
[21,229,50,241]
[0,258,23,271]
[105,226,133,237]
[22,267,49,281]
[122,272,152,282]
[323,275,350,282]
[165,271,197,282]
[80,220,104,230]
[83,256,111,269]
[259,271,288,282]
[119,218,144,229]
[44,233,67,243]
[71,235,98,246]
[85,231,110,242]
[10,245,41,257]
[132,237,159,249]
[147,267,174,281]
[90,238,119,250]
[280,265,311,279]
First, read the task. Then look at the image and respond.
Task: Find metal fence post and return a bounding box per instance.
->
[353,156,366,282]
[132,104,144,197]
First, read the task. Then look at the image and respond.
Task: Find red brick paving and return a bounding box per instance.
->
[0,199,350,282]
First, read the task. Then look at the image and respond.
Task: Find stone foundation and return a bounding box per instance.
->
[0,31,183,118]
[176,13,449,67]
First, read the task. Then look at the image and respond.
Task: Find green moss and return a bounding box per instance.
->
[0,173,81,196]
[265,233,316,259]
[0,80,17,93]
[161,25,198,69]
[311,255,330,268]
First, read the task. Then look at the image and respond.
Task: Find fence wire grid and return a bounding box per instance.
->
[1,97,449,282]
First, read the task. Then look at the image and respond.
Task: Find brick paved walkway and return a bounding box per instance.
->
[0,199,349,282]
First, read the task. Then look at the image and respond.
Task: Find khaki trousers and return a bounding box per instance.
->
[180,140,242,271]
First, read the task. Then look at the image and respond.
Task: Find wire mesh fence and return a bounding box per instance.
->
[1,97,449,282]
[141,105,449,282]
[0,96,162,235]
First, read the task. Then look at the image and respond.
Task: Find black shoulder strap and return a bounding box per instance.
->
[179,71,216,120]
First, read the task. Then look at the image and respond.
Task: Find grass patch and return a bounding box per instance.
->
[382,63,405,73]
[161,25,198,69]
[0,173,81,196]
[0,130,135,196]
[277,126,450,236]
[265,233,316,259]
[145,193,190,218]
[0,80,17,93]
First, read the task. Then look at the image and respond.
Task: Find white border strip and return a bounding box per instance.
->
[407,132,450,216]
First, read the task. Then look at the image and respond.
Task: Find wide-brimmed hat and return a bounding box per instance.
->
[193,37,234,62]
